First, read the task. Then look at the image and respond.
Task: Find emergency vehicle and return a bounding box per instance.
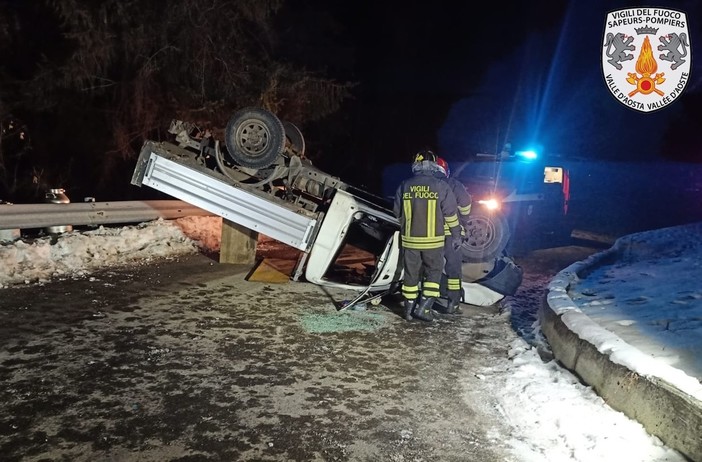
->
[453,149,572,255]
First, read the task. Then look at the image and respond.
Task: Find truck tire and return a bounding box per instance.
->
[461,209,511,263]
[224,107,285,169]
[283,120,306,158]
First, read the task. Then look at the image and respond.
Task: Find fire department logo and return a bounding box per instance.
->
[602,7,691,112]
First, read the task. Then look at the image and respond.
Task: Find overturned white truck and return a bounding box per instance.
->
[130,108,522,309]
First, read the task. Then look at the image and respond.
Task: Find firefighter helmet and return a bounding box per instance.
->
[413,149,436,164]
[436,157,450,177]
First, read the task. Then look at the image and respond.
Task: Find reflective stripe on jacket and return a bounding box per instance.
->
[394,172,461,250]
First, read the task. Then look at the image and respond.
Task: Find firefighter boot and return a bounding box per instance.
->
[403,299,416,321]
[412,296,435,322]
[446,300,459,315]
[446,293,462,315]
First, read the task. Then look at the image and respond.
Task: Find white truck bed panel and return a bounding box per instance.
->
[141,152,317,251]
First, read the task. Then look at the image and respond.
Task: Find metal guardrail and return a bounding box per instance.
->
[0,200,212,229]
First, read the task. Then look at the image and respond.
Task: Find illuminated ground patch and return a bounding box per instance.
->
[299,311,387,333]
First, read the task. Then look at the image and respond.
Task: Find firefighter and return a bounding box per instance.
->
[393,149,462,322]
[436,156,472,314]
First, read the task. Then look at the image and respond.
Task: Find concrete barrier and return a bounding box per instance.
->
[541,247,702,461]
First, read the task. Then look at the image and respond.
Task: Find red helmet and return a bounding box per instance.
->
[436,157,450,177]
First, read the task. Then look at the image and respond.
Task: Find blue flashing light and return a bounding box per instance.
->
[516,150,538,160]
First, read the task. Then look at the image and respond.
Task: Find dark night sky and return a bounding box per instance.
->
[3,0,702,200]
[284,0,702,185]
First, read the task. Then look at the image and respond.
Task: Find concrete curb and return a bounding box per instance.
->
[540,239,702,461]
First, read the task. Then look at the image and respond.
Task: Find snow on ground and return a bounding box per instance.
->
[472,339,683,462]
[0,216,695,461]
[0,217,216,287]
[568,222,702,381]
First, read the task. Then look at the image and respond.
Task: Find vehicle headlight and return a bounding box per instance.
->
[478,198,500,210]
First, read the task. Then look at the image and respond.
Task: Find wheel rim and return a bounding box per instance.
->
[464,216,496,249]
[235,119,271,157]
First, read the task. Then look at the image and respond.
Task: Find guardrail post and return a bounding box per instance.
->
[220,219,258,265]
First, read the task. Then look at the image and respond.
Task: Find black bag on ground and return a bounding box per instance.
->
[476,256,523,296]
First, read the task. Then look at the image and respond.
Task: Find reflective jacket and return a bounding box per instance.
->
[444,176,472,236]
[394,171,461,250]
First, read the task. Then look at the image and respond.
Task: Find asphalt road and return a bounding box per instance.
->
[0,245,599,461]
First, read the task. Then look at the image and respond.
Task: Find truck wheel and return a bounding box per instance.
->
[283,120,306,158]
[461,209,511,263]
[225,107,285,169]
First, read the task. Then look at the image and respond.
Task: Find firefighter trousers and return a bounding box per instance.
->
[401,247,444,301]
[444,236,463,304]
